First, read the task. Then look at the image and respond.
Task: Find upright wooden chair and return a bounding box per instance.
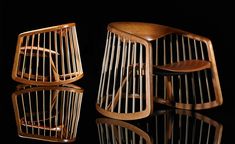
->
[12,23,83,85]
[96,22,223,120]
[12,84,83,143]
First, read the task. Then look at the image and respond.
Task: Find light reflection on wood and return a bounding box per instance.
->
[96,22,223,120]
[12,23,83,85]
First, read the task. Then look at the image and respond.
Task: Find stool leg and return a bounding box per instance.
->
[50,57,60,82]
[106,71,132,111]
[166,76,174,104]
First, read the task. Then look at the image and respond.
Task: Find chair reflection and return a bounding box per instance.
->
[12,84,83,143]
[96,109,223,144]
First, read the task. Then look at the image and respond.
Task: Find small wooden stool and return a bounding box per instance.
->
[96,22,223,120]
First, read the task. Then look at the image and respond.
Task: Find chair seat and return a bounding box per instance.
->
[155,60,211,73]
[97,22,223,120]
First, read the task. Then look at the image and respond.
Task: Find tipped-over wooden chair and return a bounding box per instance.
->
[12,23,83,85]
[12,84,83,143]
[96,22,223,120]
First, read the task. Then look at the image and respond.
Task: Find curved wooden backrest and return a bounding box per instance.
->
[97,22,153,120]
[12,23,83,85]
[97,22,223,120]
[108,22,184,41]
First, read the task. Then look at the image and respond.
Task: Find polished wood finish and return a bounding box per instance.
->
[12,23,83,85]
[97,22,222,120]
[109,22,183,41]
[156,60,211,73]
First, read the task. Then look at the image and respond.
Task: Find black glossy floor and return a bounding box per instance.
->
[1,1,234,143]
[1,79,233,144]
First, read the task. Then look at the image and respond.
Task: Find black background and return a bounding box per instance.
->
[1,1,234,143]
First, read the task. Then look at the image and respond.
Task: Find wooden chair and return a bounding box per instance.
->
[96,22,223,120]
[12,23,83,85]
[11,84,83,143]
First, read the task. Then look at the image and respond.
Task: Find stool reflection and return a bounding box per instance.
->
[12,84,83,143]
[96,109,223,144]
